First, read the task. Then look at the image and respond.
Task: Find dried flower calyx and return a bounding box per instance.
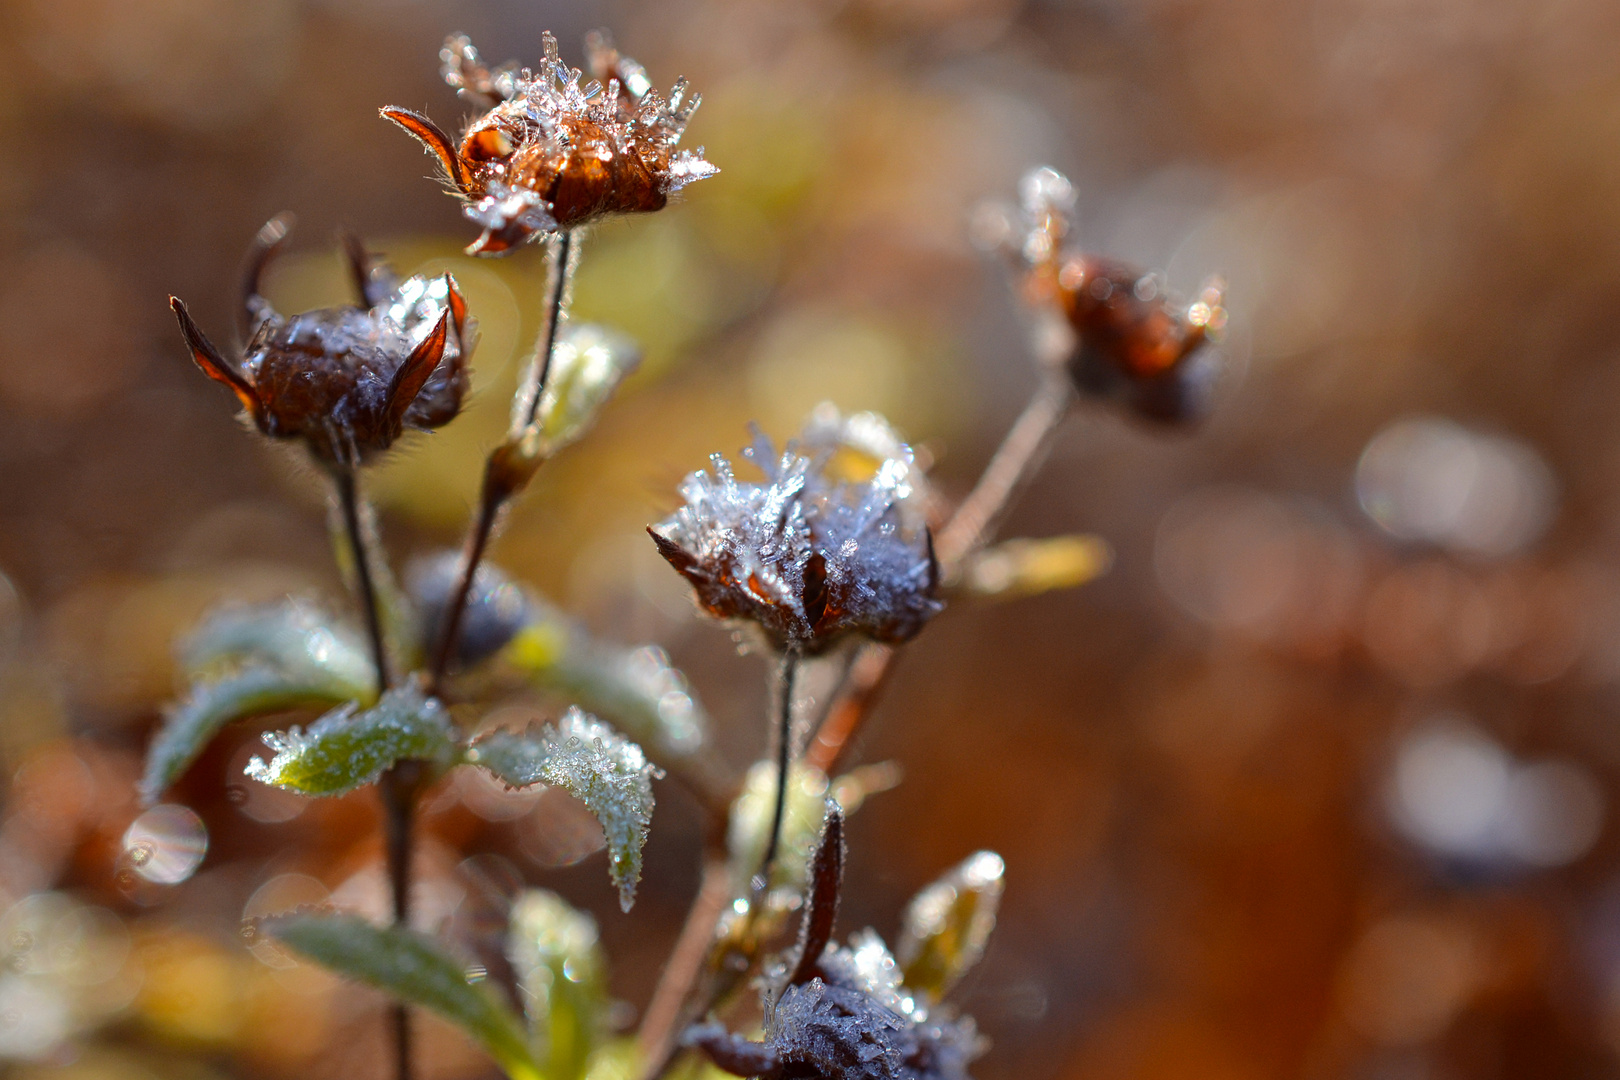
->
[648,417,941,654]
[170,216,475,466]
[688,810,987,1080]
[994,166,1227,424]
[382,30,716,256]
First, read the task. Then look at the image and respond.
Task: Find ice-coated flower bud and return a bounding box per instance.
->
[988,165,1227,425]
[647,421,942,655]
[382,30,717,256]
[171,217,475,466]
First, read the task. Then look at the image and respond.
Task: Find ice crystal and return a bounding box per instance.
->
[465,708,662,910]
[247,686,457,797]
[386,31,716,255]
[649,421,942,654]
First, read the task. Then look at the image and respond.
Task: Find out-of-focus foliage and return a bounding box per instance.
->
[272,914,541,1080]
[507,889,607,1080]
[896,851,1006,1005]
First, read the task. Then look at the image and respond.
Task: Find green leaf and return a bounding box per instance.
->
[504,604,724,796]
[141,668,355,805]
[248,686,456,797]
[180,600,376,700]
[895,850,1006,1004]
[272,914,541,1080]
[508,890,606,1080]
[529,323,641,453]
[465,709,660,911]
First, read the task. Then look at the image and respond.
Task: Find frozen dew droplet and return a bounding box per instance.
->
[120,804,208,885]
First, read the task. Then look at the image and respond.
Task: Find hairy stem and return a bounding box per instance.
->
[811,373,1075,774]
[427,231,577,694]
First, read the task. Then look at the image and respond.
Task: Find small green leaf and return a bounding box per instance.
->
[957,535,1112,599]
[141,668,354,805]
[895,850,1005,1004]
[504,604,724,796]
[465,709,660,911]
[508,890,606,1080]
[248,686,456,797]
[272,914,541,1080]
[529,323,641,453]
[181,601,376,700]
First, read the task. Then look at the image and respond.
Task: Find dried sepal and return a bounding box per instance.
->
[271,914,541,1080]
[383,30,716,255]
[957,535,1112,598]
[988,165,1227,425]
[787,801,845,987]
[649,422,942,654]
[464,708,662,911]
[172,218,476,465]
[506,890,606,1079]
[895,851,1005,1005]
[246,686,457,797]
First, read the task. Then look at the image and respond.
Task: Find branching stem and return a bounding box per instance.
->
[428,230,576,695]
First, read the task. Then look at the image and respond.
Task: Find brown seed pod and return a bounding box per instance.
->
[171,215,475,466]
[995,166,1227,424]
[382,30,716,256]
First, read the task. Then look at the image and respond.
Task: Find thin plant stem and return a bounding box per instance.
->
[808,374,1075,775]
[333,466,393,691]
[756,649,800,892]
[332,465,413,1080]
[635,826,731,1073]
[427,230,576,694]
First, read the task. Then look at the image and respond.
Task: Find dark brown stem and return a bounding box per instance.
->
[427,230,577,695]
[756,649,799,893]
[521,229,575,429]
[333,466,413,1080]
[334,467,393,690]
[810,374,1075,774]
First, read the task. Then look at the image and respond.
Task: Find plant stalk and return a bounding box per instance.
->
[333,465,414,1080]
[756,649,800,893]
[427,230,576,695]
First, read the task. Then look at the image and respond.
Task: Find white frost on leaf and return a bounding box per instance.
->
[465,708,661,910]
[246,685,456,797]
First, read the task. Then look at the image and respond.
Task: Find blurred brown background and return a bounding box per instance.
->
[4,0,1620,1077]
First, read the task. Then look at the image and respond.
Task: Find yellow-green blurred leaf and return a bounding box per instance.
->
[959,536,1112,599]
[895,851,1005,1004]
[508,890,606,1080]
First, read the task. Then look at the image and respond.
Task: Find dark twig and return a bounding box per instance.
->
[427,231,576,694]
[332,465,413,1080]
[756,649,800,893]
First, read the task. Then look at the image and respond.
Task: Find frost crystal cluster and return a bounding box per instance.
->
[649,422,942,653]
[386,31,717,254]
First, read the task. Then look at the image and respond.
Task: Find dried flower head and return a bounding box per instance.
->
[382,30,716,256]
[171,216,475,466]
[648,420,941,654]
[991,166,1227,424]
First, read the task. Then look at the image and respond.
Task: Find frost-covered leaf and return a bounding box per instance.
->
[247,686,456,797]
[530,323,641,453]
[464,709,660,910]
[141,668,355,805]
[182,600,375,700]
[896,851,1005,1004]
[504,603,718,787]
[958,535,1112,599]
[272,914,540,1080]
[508,889,606,1080]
